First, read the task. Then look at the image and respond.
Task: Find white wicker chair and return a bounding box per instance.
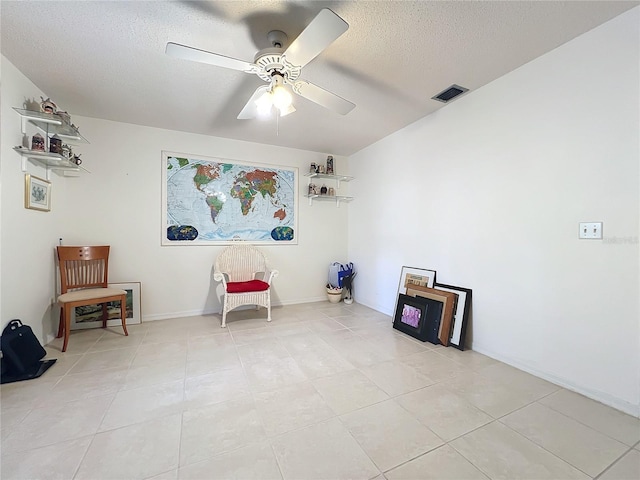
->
[213,243,279,327]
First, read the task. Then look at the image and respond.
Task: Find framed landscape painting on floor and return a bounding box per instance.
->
[71,282,141,330]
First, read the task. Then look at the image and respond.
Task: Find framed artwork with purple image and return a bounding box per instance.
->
[392,266,436,323]
[393,293,443,344]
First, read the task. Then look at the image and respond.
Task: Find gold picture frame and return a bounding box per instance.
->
[25,174,51,212]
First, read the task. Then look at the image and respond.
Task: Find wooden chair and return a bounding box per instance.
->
[56,246,128,352]
[213,243,278,327]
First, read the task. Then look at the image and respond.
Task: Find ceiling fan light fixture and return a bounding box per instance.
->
[272,84,293,110]
[255,91,274,117]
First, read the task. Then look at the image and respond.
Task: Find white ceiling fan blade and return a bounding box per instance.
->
[293,80,355,115]
[237,85,270,119]
[283,9,348,68]
[166,42,255,72]
[279,104,296,117]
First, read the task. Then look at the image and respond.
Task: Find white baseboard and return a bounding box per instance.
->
[275,296,327,306]
[351,296,393,316]
[471,342,640,418]
[141,297,329,323]
[142,309,213,322]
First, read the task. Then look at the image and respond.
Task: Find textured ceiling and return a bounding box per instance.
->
[1,1,636,155]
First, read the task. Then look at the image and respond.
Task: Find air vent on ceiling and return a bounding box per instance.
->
[431,84,469,103]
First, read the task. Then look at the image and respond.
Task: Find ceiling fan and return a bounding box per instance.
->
[166,8,355,119]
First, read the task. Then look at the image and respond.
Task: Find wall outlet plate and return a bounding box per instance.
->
[579,222,602,239]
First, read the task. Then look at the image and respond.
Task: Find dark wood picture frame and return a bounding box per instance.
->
[434,283,472,350]
[406,284,458,347]
[393,294,442,344]
[393,266,437,323]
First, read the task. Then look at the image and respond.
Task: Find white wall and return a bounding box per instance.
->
[1,55,350,343]
[58,117,350,325]
[348,8,640,416]
[1,57,61,343]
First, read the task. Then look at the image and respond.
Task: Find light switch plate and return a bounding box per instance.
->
[579,222,602,239]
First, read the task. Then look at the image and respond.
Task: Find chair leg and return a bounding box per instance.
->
[62,306,71,352]
[101,303,108,328]
[266,291,272,322]
[120,295,128,336]
[220,295,227,328]
[57,307,64,338]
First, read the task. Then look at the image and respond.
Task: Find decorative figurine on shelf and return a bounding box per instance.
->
[320,184,328,195]
[61,144,73,160]
[56,111,71,125]
[71,154,82,166]
[49,135,62,154]
[308,183,316,195]
[39,97,57,114]
[318,165,325,174]
[328,187,335,196]
[31,133,45,151]
[310,163,316,174]
[326,155,334,175]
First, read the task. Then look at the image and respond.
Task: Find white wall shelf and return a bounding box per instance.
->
[13,147,88,178]
[13,108,88,143]
[14,108,88,179]
[304,172,354,207]
[304,172,353,188]
[304,194,353,207]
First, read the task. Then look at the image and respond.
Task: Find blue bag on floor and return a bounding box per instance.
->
[329,262,354,288]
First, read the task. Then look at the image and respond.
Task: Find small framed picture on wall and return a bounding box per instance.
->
[25,174,51,212]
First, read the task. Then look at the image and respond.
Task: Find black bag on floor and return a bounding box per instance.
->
[1,319,56,384]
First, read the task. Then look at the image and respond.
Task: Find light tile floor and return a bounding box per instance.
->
[1,302,639,480]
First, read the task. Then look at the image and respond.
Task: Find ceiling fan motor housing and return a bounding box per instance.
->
[253,48,301,82]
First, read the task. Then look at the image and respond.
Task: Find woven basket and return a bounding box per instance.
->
[326,287,343,304]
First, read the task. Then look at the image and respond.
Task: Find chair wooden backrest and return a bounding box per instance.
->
[214,243,267,283]
[58,245,111,293]
[56,246,128,352]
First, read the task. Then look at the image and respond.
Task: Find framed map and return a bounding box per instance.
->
[162,151,297,244]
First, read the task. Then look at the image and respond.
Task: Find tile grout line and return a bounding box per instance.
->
[592,444,636,480]
[495,416,607,478]
[538,395,640,447]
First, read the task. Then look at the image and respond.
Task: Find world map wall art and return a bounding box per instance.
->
[162,151,298,245]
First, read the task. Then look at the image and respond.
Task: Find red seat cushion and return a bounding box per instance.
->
[227,280,270,293]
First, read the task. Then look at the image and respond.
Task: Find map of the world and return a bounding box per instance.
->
[163,153,297,244]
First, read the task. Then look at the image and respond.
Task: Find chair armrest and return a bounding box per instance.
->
[213,271,228,288]
[266,269,279,285]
